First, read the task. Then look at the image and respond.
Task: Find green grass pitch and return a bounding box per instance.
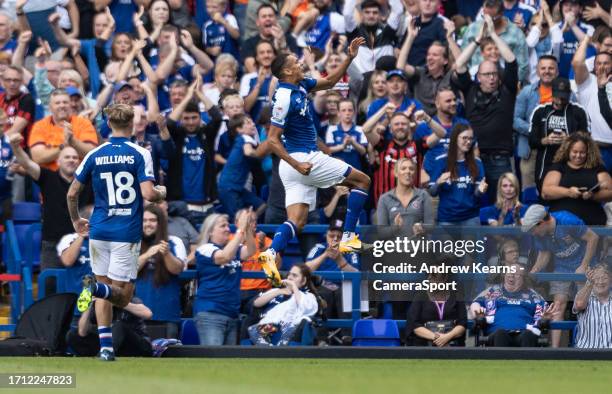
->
[0,358,611,394]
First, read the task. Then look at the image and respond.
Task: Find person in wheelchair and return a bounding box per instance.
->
[246,264,323,346]
[470,262,557,347]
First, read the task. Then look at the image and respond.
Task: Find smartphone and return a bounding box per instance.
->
[588,183,602,193]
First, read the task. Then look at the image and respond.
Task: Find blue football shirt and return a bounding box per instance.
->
[270,78,318,153]
[75,137,155,243]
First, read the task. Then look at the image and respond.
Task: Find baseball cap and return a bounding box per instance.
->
[521,205,548,233]
[113,81,134,94]
[552,77,571,100]
[386,69,408,81]
[65,86,82,97]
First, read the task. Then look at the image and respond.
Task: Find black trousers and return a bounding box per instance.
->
[67,321,152,357]
[487,329,539,347]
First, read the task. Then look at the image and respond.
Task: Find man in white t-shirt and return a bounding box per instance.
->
[573,35,612,170]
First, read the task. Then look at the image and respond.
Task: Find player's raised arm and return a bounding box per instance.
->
[312,37,365,92]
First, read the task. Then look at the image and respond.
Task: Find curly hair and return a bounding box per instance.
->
[552,132,603,169]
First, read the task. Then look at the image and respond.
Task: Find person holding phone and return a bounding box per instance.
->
[529,77,590,194]
[542,132,612,225]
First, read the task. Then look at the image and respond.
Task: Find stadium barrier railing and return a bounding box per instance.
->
[8,223,612,335]
[35,269,579,334]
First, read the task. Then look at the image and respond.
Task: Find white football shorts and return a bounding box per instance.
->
[89,239,141,282]
[279,151,351,210]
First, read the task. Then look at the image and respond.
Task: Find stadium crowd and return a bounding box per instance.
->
[1,0,612,350]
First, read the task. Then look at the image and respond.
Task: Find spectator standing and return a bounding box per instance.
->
[405,0,448,68]
[542,132,612,226]
[0,66,34,143]
[460,0,529,83]
[528,77,590,192]
[136,204,186,339]
[194,212,256,345]
[217,114,266,220]
[302,0,346,51]
[166,79,223,210]
[551,0,595,78]
[241,4,299,73]
[325,98,368,172]
[240,40,275,124]
[377,158,433,234]
[414,88,469,181]
[234,208,274,313]
[9,133,92,292]
[397,17,454,116]
[366,70,422,120]
[28,89,98,171]
[364,112,429,206]
[427,124,487,225]
[453,15,518,201]
[573,36,612,172]
[343,0,404,80]
[513,55,559,192]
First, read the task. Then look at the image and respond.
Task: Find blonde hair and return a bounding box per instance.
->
[197,213,229,245]
[58,69,84,89]
[495,172,520,210]
[394,157,416,178]
[359,70,387,115]
[221,94,243,109]
[104,103,134,130]
[214,54,239,79]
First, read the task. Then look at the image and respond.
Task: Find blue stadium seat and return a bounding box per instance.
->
[352,319,401,347]
[2,223,41,268]
[12,202,41,223]
[180,319,200,345]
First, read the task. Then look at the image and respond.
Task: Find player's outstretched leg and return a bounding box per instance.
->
[339,169,371,253]
[259,204,308,287]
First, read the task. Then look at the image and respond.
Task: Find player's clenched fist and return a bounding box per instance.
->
[295,162,313,176]
[154,185,167,200]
